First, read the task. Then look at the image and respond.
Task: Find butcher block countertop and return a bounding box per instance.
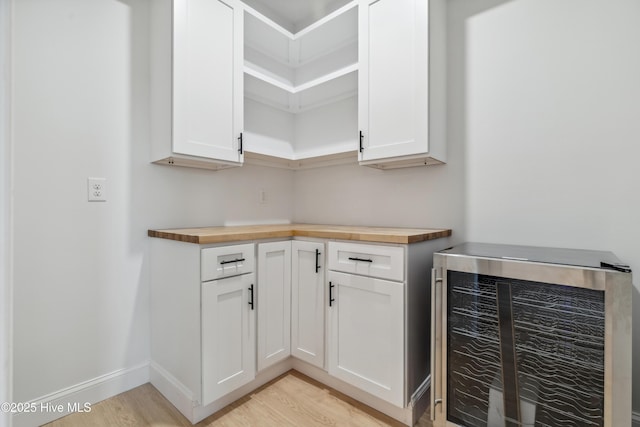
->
[148,224,452,245]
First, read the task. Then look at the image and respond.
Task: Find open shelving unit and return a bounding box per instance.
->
[241,0,359,168]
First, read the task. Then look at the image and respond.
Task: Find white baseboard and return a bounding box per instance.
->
[149,360,197,421]
[192,361,292,423]
[150,358,293,424]
[291,358,414,426]
[12,362,149,427]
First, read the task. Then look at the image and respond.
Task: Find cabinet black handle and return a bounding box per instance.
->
[248,284,254,310]
[315,249,321,273]
[238,132,243,154]
[329,282,335,307]
[359,130,364,153]
[220,258,245,265]
[348,256,373,263]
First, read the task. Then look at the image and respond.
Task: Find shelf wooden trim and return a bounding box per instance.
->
[243,150,358,170]
[244,86,357,114]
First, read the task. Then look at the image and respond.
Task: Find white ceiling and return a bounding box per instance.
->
[242,0,352,32]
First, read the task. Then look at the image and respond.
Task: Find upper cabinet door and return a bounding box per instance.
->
[359,0,444,165]
[173,0,243,163]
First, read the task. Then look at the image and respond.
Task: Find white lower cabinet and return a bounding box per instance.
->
[327,270,404,407]
[258,240,325,370]
[151,235,441,425]
[326,240,436,412]
[150,240,258,421]
[291,241,325,368]
[202,273,256,405]
[257,241,291,371]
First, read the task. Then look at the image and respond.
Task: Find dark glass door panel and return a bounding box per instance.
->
[446,271,605,427]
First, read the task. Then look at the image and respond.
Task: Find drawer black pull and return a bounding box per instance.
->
[248,284,254,310]
[220,258,245,265]
[348,257,373,263]
[315,249,321,273]
[238,132,243,154]
[329,282,335,307]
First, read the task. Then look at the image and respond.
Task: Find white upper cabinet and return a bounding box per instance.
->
[150,0,244,170]
[358,0,446,169]
[151,0,446,171]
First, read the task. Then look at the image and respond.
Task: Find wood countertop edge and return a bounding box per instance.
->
[291,229,452,244]
[147,230,200,244]
[147,229,296,244]
[196,230,295,244]
[148,225,452,245]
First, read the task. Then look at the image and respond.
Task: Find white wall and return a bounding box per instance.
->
[11,0,292,416]
[449,0,640,414]
[1,0,13,425]
[293,162,464,241]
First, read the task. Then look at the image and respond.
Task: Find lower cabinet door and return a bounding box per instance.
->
[291,240,325,368]
[328,271,405,407]
[257,241,292,371]
[201,273,256,406]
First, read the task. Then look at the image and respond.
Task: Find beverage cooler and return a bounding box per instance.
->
[430,243,632,427]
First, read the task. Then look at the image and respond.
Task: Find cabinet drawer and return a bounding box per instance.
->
[201,243,255,281]
[328,242,404,281]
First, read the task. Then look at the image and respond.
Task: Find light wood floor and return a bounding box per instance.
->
[43,371,433,427]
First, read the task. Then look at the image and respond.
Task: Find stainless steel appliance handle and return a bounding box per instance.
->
[430,268,443,421]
